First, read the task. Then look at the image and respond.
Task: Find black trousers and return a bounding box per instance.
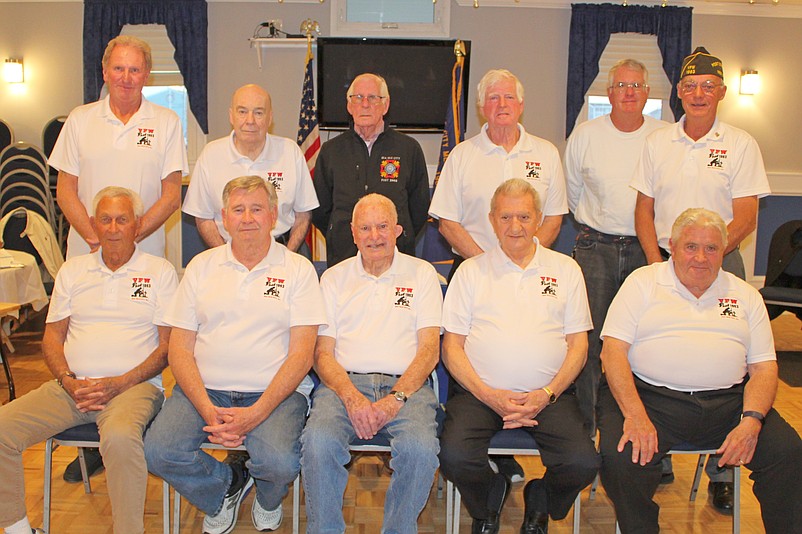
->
[439,382,600,521]
[598,377,802,534]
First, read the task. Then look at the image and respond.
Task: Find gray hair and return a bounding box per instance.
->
[490,178,542,214]
[608,59,649,88]
[92,186,144,218]
[352,193,398,226]
[347,73,390,101]
[222,176,278,211]
[477,69,524,107]
[102,35,152,72]
[670,208,729,249]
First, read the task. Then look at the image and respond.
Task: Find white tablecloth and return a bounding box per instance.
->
[0,249,48,316]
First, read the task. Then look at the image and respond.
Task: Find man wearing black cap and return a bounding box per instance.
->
[631,47,772,513]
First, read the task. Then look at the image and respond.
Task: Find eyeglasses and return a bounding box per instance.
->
[609,82,649,93]
[348,94,386,105]
[679,81,723,95]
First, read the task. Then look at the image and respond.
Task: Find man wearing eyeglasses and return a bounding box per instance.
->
[564,59,669,438]
[312,73,430,267]
[631,47,771,513]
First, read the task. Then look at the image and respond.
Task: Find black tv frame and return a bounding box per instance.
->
[316,38,471,132]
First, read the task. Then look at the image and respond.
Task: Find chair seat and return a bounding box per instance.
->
[760,286,802,307]
[52,423,100,443]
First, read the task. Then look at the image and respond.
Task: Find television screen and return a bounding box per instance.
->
[317,38,471,131]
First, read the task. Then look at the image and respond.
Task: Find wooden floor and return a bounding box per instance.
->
[3,311,802,533]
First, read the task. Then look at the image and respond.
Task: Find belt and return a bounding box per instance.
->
[578,225,639,245]
[347,371,402,379]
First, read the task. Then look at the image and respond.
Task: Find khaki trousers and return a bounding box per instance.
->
[0,380,163,534]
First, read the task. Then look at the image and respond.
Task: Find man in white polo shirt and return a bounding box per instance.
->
[430,69,567,281]
[301,193,442,533]
[145,176,325,534]
[183,84,318,255]
[439,179,598,534]
[598,208,802,533]
[0,187,177,534]
[50,35,187,259]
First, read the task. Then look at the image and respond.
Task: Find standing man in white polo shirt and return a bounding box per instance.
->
[50,35,188,259]
[145,176,325,534]
[439,179,598,534]
[183,84,318,256]
[633,47,770,279]
[430,69,567,280]
[598,208,802,534]
[0,187,177,534]
[564,58,668,436]
[301,193,442,533]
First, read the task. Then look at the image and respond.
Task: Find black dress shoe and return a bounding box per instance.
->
[708,481,734,514]
[63,447,104,483]
[521,478,549,534]
[472,514,500,534]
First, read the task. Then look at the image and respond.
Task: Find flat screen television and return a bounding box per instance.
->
[316,38,471,131]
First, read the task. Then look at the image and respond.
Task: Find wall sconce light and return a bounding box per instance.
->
[740,69,760,95]
[4,58,24,83]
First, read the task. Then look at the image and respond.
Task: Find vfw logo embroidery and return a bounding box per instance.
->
[540,276,558,297]
[130,277,151,300]
[380,158,400,182]
[265,172,284,192]
[394,287,413,309]
[264,277,285,299]
[707,149,727,169]
[525,161,542,180]
[719,298,740,319]
[137,128,154,148]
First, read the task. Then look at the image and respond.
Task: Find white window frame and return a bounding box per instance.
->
[330,0,451,38]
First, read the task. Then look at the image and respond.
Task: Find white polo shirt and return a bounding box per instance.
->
[183,132,319,240]
[46,247,178,388]
[565,114,668,236]
[443,240,592,392]
[630,117,770,249]
[601,261,775,392]
[164,240,326,394]
[49,96,188,258]
[318,249,442,375]
[429,124,568,252]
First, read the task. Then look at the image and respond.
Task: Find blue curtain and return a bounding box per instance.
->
[566,3,692,138]
[83,0,209,134]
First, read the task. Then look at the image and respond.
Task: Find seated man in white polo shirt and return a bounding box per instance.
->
[145,176,326,534]
[0,187,177,534]
[598,208,802,533]
[439,178,599,534]
[301,193,442,533]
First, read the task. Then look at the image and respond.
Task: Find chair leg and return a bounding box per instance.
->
[572,492,581,534]
[733,465,740,534]
[0,335,15,401]
[453,484,462,534]
[589,472,599,501]
[689,454,707,501]
[173,488,181,534]
[162,480,170,534]
[76,447,92,494]
[43,438,54,534]
[445,479,453,534]
[293,474,300,534]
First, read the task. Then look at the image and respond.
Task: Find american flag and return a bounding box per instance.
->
[297,47,322,257]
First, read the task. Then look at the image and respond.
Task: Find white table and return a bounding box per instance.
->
[0,249,48,315]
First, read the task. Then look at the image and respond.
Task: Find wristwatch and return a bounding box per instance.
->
[57,371,76,389]
[389,390,408,403]
[542,386,557,404]
[741,410,765,424]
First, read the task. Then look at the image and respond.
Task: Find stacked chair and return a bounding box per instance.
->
[0,118,13,154]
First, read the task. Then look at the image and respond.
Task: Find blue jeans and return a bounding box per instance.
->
[573,227,646,435]
[300,373,439,534]
[144,385,306,515]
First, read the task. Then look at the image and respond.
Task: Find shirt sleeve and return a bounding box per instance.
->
[441,261,474,335]
[47,109,82,176]
[153,261,179,326]
[629,135,654,197]
[600,268,651,344]
[317,269,338,338]
[291,144,320,213]
[182,150,216,218]
[414,263,443,331]
[428,145,463,222]
[562,260,593,335]
[745,287,776,364]
[160,110,189,179]
[541,145,568,217]
[730,135,771,199]
[288,257,327,328]
[563,129,584,214]
[162,260,200,331]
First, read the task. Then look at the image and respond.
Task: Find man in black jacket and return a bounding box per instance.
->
[312,73,430,267]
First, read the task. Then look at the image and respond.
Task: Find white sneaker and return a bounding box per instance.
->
[252,498,283,531]
[202,473,254,534]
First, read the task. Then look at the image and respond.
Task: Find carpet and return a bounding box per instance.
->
[777,351,802,387]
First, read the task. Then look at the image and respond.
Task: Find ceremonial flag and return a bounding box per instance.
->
[423,40,466,262]
[297,42,323,259]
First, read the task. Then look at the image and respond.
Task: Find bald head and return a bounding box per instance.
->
[229,84,273,152]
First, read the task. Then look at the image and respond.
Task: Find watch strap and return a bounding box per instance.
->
[57,371,76,388]
[741,410,764,423]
